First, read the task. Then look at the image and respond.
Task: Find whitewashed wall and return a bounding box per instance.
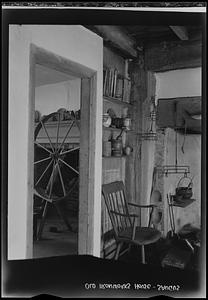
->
[155,67,201,234]
[155,67,201,101]
[35,79,81,116]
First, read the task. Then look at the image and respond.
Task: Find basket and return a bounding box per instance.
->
[175,175,193,200]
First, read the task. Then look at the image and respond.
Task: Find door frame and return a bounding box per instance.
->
[30,44,100,256]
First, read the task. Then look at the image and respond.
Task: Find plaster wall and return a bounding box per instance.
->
[35,79,81,116]
[163,129,201,233]
[155,67,201,101]
[8,25,103,259]
[155,67,201,234]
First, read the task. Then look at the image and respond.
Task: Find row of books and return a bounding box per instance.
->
[103,67,131,103]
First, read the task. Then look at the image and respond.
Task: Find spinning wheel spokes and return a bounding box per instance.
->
[35,141,53,154]
[57,162,67,196]
[41,120,55,153]
[34,111,80,202]
[46,160,56,198]
[34,156,51,165]
[59,146,80,156]
[35,158,53,187]
[58,158,79,175]
[58,120,75,151]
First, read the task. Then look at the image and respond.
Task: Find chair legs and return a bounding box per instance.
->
[115,242,123,260]
[37,200,49,240]
[141,245,146,264]
[128,244,132,253]
[54,202,72,231]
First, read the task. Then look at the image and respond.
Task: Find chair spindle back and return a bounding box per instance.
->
[102,181,133,238]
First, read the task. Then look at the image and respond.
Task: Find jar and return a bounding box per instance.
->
[124,118,132,130]
[57,108,67,121]
[111,139,123,157]
[35,110,41,123]
[103,113,112,127]
[124,146,132,156]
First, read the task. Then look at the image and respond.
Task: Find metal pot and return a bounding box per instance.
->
[111,117,124,129]
[175,175,193,200]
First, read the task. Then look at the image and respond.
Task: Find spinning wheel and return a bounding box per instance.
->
[34,111,80,239]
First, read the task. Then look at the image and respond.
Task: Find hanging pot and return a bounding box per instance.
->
[175,175,193,200]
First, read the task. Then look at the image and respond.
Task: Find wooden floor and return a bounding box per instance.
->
[33,216,200,274]
[33,217,78,259]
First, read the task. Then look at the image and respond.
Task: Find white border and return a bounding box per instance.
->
[2,6,207,13]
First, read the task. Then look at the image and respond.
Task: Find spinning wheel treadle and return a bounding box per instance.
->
[34,111,80,240]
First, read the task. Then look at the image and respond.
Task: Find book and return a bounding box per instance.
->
[113,69,118,98]
[115,77,123,100]
[103,69,107,96]
[109,68,114,97]
[102,67,131,101]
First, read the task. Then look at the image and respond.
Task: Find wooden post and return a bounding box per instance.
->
[79,78,91,254]
[126,60,147,215]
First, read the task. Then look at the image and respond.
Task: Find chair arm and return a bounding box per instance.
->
[110,210,129,217]
[110,210,139,218]
[128,202,156,208]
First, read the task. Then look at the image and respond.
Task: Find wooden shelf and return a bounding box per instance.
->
[103,126,123,132]
[170,198,196,208]
[103,96,133,107]
[102,156,126,159]
[103,126,134,133]
[35,120,80,127]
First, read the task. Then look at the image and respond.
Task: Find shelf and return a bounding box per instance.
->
[103,126,134,133]
[170,198,196,208]
[103,96,133,107]
[103,126,123,132]
[35,120,80,127]
[102,156,126,159]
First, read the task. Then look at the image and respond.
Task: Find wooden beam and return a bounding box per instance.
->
[125,63,147,210]
[33,44,94,78]
[169,26,189,41]
[93,25,138,58]
[144,40,202,72]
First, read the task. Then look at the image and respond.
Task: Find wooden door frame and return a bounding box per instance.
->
[30,44,99,256]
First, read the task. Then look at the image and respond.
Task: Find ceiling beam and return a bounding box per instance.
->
[169,26,189,40]
[93,25,138,58]
[145,40,202,72]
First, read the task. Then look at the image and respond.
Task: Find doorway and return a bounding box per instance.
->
[30,44,98,257]
[33,64,80,258]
